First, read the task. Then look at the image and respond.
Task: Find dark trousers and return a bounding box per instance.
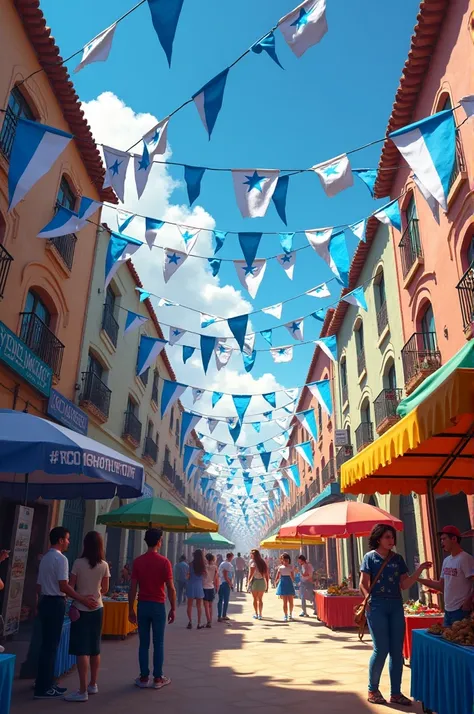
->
[176,581,187,606]
[35,596,66,694]
[218,582,231,618]
[235,571,245,591]
[137,601,166,679]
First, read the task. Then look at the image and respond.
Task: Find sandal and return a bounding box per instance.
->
[390,694,411,706]
[367,691,387,705]
[197,625,205,630]
[206,622,212,628]
[186,622,192,630]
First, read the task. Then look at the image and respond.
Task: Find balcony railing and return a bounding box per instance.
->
[19,312,64,379]
[163,459,174,482]
[49,234,77,271]
[322,460,336,488]
[0,106,17,159]
[401,332,441,392]
[448,132,466,192]
[376,301,388,336]
[336,445,353,475]
[456,263,474,334]
[355,422,374,452]
[356,348,366,376]
[0,243,13,299]
[143,436,158,463]
[374,388,402,433]
[101,304,119,347]
[123,410,142,446]
[399,219,422,278]
[80,371,111,420]
[308,478,320,500]
[342,382,348,406]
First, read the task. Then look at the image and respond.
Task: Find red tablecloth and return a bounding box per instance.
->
[403,614,444,660]
[315,590,364,629]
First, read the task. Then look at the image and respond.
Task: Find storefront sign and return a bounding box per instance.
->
[139,482,154,500]
[2,505,34,636]
[335,429,349,447]
[0,320,52,396]
[47,388,88,435]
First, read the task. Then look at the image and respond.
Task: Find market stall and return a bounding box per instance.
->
[0,654,15,714]
[97,496,218,533]
[102,597,137,639]
[315,588,363,629]
[403,601,443,661]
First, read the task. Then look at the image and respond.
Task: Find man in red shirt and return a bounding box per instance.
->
[129,529,176,689]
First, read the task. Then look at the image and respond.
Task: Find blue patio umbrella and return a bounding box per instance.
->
[0,409,144,501]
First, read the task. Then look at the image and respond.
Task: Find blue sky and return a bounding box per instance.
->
[41,0,420,399]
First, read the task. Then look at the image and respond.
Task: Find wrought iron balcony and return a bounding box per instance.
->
[0,106,17,159]
[456,263,474,335]
[342,382,348,406]
[355,422,374,452]
[322,460,336,488]
[356,348,366,377]
[123,410,142,447]
[376,301,389,336]
[101,304,119,347]
[399,219,422,278]
[336,445,353,475]
[401,332,441,393]
[0,243,13,299]
[163,459,174,482]
[374,388,402,435]
[19,311,64,379]
[80,371,111,421]
[308,478,320,500]
[49,234,77,271]
[143,436,158,463]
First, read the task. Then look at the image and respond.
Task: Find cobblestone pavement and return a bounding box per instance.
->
[11,592,423,713]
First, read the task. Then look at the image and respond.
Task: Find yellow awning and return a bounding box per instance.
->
[182,507,219,533]
[260,534,324,549]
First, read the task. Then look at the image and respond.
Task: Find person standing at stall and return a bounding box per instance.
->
[418,526,474,626]
[297,554,314,617]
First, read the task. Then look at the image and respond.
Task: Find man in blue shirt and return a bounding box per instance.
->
[174,555,189,606]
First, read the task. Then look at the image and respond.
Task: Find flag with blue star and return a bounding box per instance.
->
[306,282,330,298]
[74,23,117,73]
[134,145,154,199]
[234,259,267,298]
[276,251,296,280]
[278,0,328,58]
[142,116,170,158]
[232,169,280,218]
[261,303,282,319]
[168,326,186,346]
[284,318,304,341]
[312,153,353,197]
[270,345,293,363]
[215,339,233,370]
[177,225,200,254]
[192,388,204,403]
[163,248,188,283]
[102,146,130,202]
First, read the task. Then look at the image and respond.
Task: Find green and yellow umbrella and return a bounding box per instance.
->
[259,534,324,550]
[97,496,218,533]
[183,532,235,549]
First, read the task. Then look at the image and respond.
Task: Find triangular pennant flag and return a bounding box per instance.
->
[212,392,223,408]
[74,23,117,73]
[147,0,184,66]
[187,464,196,482]
[276,417,290,429]
[134,148,153,199]
[295,409,317,440]
[256,443,266,453]
[315,334,337,362]
[105,232,143,288]
[251,422,261,433]
[263,392,276,408]
[145,217,165,249]
[312,154,353,197]
[163,249,188,282]
[413,174,439,223]
[200,335,216,373]
[295,441,314,468]
[136,287,151,302]
[177,226,200,254]
[183,445,200,473]
[374,200,402,231]
[137,336,167,375]
[213,230,227,255]
[215,339,233,370]
[348,218,367,242]
[124,310,148,335]
[160,379,187,418]
[460,95,474,119]
[142,116,170,158]
[227,314,249,352]
[342,286,368,311]
[200,313,217,329]
[207,418,219,433]
[38,199,100,239]
[244,478,254,497]
[8,119,72,210]
[306,282,330,299]
[208,258,222,277]
[285,318,304,341]
[270,346,293,363]
[180,412,201,454]
[251,31,283,68]
[353,169,378,197]
[169,326,185,346]
[260,451,272,472]
[276,251,296,280]
[243,350,257,373]
[279,232,294,254]
[225,455,235,467]
[261,303,282,319]
[182,346,195,364]
[306,228,349,287]
[274,430,290,445]
[216,442,226,453]
[193,69,229,139]
[232,395,252,423]
[192,388,204,403]
[286,464,301,487]
[311,308,328,322]
[184,165,206,206]
[238,232,262,266]
[279,446,290,461]
[117,210,135,233]
[232,170,279,218]
[272,175,290,225]
[158,297,178,307]
[307,379,332,415]
[102,146,131,203]
[234,259,267,298]
[228,420,242,444]
[279,477,290,497]
[278,0,328,58]
[260,329,273,346]
[243,332,255,356]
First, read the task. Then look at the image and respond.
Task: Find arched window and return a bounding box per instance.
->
[387,364,397,390]
[374,268,388,335]
[24,290,51,326]
[355,322,366,376]
[420,303,437,351]
[0,87,35,159]
[400,194,422,278]
[340,357,348,405]
[57,176,76,211]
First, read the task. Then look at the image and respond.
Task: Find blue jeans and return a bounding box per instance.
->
[176,581,187,606]
[366,598,405,695]
[137,601,166,678]
[218,582,231,618]
[300,581,314,614]
[444,608,468,627]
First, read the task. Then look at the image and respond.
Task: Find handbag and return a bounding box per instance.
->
[354,553,392,641]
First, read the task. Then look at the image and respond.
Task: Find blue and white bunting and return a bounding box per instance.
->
[251,31,283,68]
[200,313,216,329]
[215,339,233,370]
[307,379,332,415]
[305,228,349,286]
[278,0,328,58]
[160,379,187,418]
[136,288,150,302]
[243,349,257,372]
[251,422,261,433]
[142,116,169,158]
[262,303,282,320]
[147,0,184,66]
[232,395,252,423]
[270,346,293,363]
[263,392,276,409]
[8,118,72,210]
[137,336,167,376]
[279,232,294,254]
[285,319,304,341]
[315,334,337,362]
[243,333,255,356]
[286,464,301,487]
[37,196,101,238]
[183,346,195,364]
[312,154,353,197]
[260,329,273,346]
[184,445,200,473]
[124,310,148,335]
[213,230,227,255]
[272,176,290,225]
[192,388,204,403]
[193,69,229,139]
[134,148,153,199]
[102,146,130,203]
[227,314,248,352]
[295,409,318,440]
[200,335,216,374]
[74,23,117,73]
[413,174,439,222]
[353,169,378,197]
[306,282,330,299]
[278,477,290,498]
[228,420,242,444]
[184,166,206,206]
[145,217,164,249]
[105,232,143,288]
[207,417,219,433]
[342,286,368,311]
[234,259,266,298]
[389,109,456,211]
[163,248,188,282]
[178,226,200,254]
[169,326,185,346]
[208,258,222,277]
[117,210,135,233]
[374,200,402,231]
[295,441,314,468]
[180,412,201,454]
[232,170,280,218]
[212,392,223,408]
[276,251,296,280]
[238,232,262,266]
[348,218,367,242]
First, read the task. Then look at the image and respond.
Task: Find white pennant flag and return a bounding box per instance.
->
[276,417,290,429]
[243,332,256,356]
[102,146,130,202]
[169,326,185,345]
[234,260,267,298]
[134,152,153,199]
[215,339,233,370]
[270,346,293,363]
[312,154,353,197]
[285,388,300,401]
[232,169,280,218]
[413,174,439,222]
[276,251,296,280]
[278,0,328,57]
[306,282,330,299]
[163,249,188,282]
[305,227,345,282]
[279,447,290,461]
[348,218,367,242]
[216,442,227,453]
[142,117,170,158]
[273,433,289,445]
[192,388,204,403]
[158,297,178,308]
[207,418,219,433]
[285,318,304,341]
[74,23,117,73]
[261,303,283,319]
[178,226,200,254]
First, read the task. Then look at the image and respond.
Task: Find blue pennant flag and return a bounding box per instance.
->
[342,286,368,312]
[348,218,367,243]
[225,455,234,466]
[257,444,265,454]
[145,217,164,249]
[183,445,200,473]
[200,477,210,495]
[124,310,148,335]
[374,199,402,231]
[279,477,290,498]
[353,169,378,197]
[228,314,249,352]
[9,118,72,210]
[38,196,101,238]
[307,379,333,416]
[251,422,261,433]
[263,411,272,421]
[200,335,216,373]
[251,31,283,68]
[272,175,290,225]
[105,232,143,288]
[260,329,273,347]
[243,349,256,372]
[187,464,196,482]
[274,488,281,505]
[295,442,313,468]
[244,478,253,497]
[208,258,221,277]
[263,392,276,408]
[182,345,195,363]
[295,409,317,440]
[118,212,135,233]
[232,395,252,423]
[315,334,338,362]
[311,308,328,322]
[184,165,206,206]
[238,233,262,266]
[160,379,187,418]
[330,230,350,287]
[213,230,227,254]
[260,451,272,472]
[147,0,184,66]
[180,412,200,454]
[137,336,167,376]
[202,452,212,465]
[228,420,242,444]
[286,464,300,487]
[193,68,229,139]
[136,288,151,302]
[279,231,294,254]
[212,392,223,408]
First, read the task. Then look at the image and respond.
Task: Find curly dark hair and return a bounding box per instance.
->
[368,524,397,551]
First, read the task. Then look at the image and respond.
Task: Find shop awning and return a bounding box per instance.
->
[341,342,474,496]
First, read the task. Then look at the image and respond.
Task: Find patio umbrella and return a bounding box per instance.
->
[97,496,218,533]
[0,409,144,501]
[183,532,235,549]
[259,534,324,550]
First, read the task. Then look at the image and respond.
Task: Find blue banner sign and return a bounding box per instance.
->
[47,388,89,435]
[0,320,52,396]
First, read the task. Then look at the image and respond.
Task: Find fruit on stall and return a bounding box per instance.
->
[443,618,474,646]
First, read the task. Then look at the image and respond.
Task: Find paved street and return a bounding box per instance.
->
[11,592,423,714]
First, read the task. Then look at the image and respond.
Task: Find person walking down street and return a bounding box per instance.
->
[248,549,269,620]
[217,553,234,623]
[234,552,246,592]
[203,553,219,628]
[418,526,474,626]
[34,527,97,700]
[174,555,189,607]
[298,555,314,617]
[65,532,110,702]
[186,550,206,630]
[274,553,296,622]
[360,524,432,707]
[129,529,176,690]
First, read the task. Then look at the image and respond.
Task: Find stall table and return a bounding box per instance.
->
[55,617,77,677]
[403,614,444,661]
[0,654,15,714]
[315,590,363,629]
[411,629,474,714]
[102,599,137,639]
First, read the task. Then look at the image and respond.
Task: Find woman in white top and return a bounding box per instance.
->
[248,549,269,620]
[65,531,110,702]
[202,553,219,628]
[274,553,296,621]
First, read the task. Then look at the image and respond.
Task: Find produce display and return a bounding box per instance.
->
[104,593,128,602]
[326,581,361,597]
[427,622,445,636]
[404,600,442,616]
[443,618,474,647]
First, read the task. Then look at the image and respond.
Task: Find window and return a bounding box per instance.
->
[421,304,437,351]
[164,446,170,464]
[356,323,364,352]
[127,397,138,417]
[57,177,76,211]
[88,353,104,380]
[170,407,174,432]
[467,234,474,268]
[176,419,180,437]
[318,403,323,431]
[105,286,116,314]
[376,272,386,307]
[387,364,397,390]
[147,420,153,438]
[340,358,347,387]
[0,87,35,159]
[361,403,371,423]
[406,195,418,225]
[25,290,50,326]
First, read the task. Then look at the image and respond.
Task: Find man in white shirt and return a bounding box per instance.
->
[217,553,234,622]
[297,554,314,617]
[418,525,474,627]
[234,553,246,592]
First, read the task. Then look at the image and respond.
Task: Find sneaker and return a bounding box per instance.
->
[288,614,293,621]
[135,677,150,689]
[64,691,88,702]
[252,614,259,619]
[34,688,65,699]
[153,676,171,690]
[54,685,68,694]
[87,684,98,695]
[258,615,263,620]
[299,612,307,617]
[283,615,288,622]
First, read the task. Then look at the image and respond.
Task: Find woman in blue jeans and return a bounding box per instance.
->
[360,524,431,707]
